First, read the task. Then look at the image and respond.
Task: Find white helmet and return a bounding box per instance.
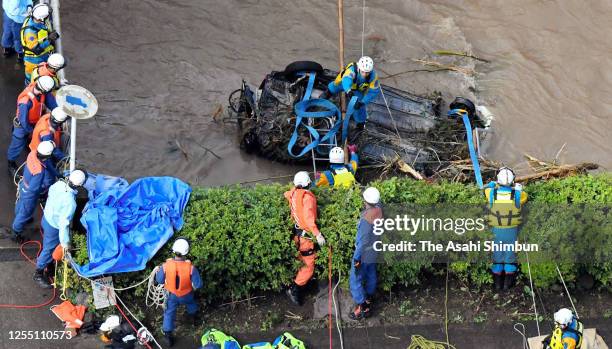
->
[32,3,50,21]
[329,147,345,164]
[99,315,120,332]
[37,140,55,157]
[68,170,87,187]
[172,238,190,256]
[51,107,69,123]
[293,171,311,187]
[47,53,66,70]
[357,56,374,73]
[363,187,380,205]
[554,308,574,326]
[497,167,515,186]
[36,75,56,93]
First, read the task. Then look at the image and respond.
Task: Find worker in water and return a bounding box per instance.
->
[315,145,359,188]
[2,0,32,62]
[31,53,66,88]
[20,3,58,84]
[543,308,584,349]
[349,187,383,320]
[321,56,380,126]
[155,238,202,347]
[484,167,528,291]
[33,169,86,289]
[29,107,68,162]
[7,75,57,176]
[284,171,326,305]
[10,141,59,244]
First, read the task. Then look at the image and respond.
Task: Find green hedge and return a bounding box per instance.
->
[71,174,611,301]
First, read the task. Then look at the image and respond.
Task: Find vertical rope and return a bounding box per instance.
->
[556,263,579,318]
[525,252,541,336]
[361,0,366,57]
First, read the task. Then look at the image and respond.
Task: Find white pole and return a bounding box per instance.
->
[49,0,76,172]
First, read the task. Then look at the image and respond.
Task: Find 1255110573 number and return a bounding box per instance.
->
[8,330,73,340]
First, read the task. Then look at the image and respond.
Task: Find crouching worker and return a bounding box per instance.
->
[315,145,358,188]
[284,171,326,305]
[33,169,86,289]
[543,308,583,349]
[349,187,383,320]
[155,238,202,347]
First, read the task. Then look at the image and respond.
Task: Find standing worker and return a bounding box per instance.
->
[484,167,528,290]
[20,3,58,84]
[31,53,66,88]
[155,238,202,347]
[543,308,584,349]
[349,187,383,320]
[33,170,86,289]
[10,140,59,244]
[284,171,326,305]
[29,107,68,162]
[321,56,380,126]
[2,0,32,62]
[315,145,359,188]
[7,75,57,176]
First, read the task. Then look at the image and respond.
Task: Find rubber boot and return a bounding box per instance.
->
[163,332,175,347]
[10,230,25,244]
[7,160,18,178]
[349,304,370,320]
[33,269,53,289]
[286,283,302,306]
[16,52,24,63]
[493,273,504,291]
[365,295,374,313]
[2,47,13,57]
[503,273,517,290]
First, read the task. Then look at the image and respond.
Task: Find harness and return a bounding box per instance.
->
[200,328,241,349]
[329,166,355,187]
[334,62,379,93]
[487,185,524,228]
[16,84,46,126]
[549,320,584,349]
[20,17,55,57]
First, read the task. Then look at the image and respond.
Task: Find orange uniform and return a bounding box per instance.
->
[30,113,61,152]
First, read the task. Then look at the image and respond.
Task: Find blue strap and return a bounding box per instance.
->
[514,188,522,209]
[303,72,316,101]
[449,108,483,188]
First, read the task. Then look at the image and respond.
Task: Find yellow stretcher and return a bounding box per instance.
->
[528,329,609,349]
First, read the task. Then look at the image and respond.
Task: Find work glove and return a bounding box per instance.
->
[316,233,326,246]
[514,183,523,191]
[48,31,60,41]
[347,144,358,154]
[354,259,361,269]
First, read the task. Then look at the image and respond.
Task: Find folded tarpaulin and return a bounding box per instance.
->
[73,177,192,277]
[84,173,129,201]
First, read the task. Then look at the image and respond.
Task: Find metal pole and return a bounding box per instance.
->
[337,0,350,162]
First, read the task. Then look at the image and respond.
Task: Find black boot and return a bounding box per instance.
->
[16,52,24,63]
[163,331,175,347]
[33,269,53,289]
[10,231,25,245]
[349,303,370,320]
[503,273,517,290]
[286,283,302,306]
[7,160,18,178]
[2,47,13,58]
[493,274,504,291]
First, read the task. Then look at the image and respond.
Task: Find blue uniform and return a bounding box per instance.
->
[2,0,32,53]
[155,260,203,332]
[36,181,77,269]
[12,151,58,235]
[7,91,57,162]
[327,63,380,124]
[349,204,383,305]
[316,152,359,187]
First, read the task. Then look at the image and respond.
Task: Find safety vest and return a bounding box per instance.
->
[272,332,307,349]
[20,17,55,57]
[331,167,355,188]
[25,150,43,176]
[200,329,241,349]
[31,62,59,87]
[163,259,193,297]
[549,320,584,349]
[485,186,524,228]
[333,62,379,93]
[30,114,61,153]
[289,189,317,236]
[16,84,46,126]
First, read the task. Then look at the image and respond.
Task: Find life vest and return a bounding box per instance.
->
[163,258,193,297]
[330,166,355,188]
[50,300,87,329]
[25,150,43,176]
[200,328,241,349]
[288,189,317,236]
[272,332,307,349]
[549,320,584,349]
[30,113,61,153]
[31,62,59,87]
[16,83,46,126]
[20,17,55,57]
[485,185,524,228]
[333,62,379,93]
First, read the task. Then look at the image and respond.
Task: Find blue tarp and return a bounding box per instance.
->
[73,177,192,277]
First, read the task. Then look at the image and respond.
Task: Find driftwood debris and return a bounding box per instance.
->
[433,50,490,63]
[412,58,475,76]
[396,159,424,180]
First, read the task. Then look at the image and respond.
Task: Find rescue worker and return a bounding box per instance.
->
[10,140,59,244]
[7,75,57,176]
[155,238,202,347]
[31,52,66,87]
[33,169,86,289]
[20,3,58,84]
[349,187,383,320]
[315,145,359,188]
[543,308,584,349]
[29,107,68,162]
[484,167,528,290]
[2,0,32,62]
[284,171,326,305]
[321,56,380,126]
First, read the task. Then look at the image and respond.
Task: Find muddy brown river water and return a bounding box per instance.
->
[58,0,611,185]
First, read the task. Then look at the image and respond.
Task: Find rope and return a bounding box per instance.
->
[113,297,156,349]
[328,246,333,349]
[60,257,69,300]
[444,264,450,347]
[555,263,579,318]
[513,323,530,349]
[145,269,167,309]
[407,335,457,349]
[525,251,541,336]
[332,269,344,349]
[361,0,366,57]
